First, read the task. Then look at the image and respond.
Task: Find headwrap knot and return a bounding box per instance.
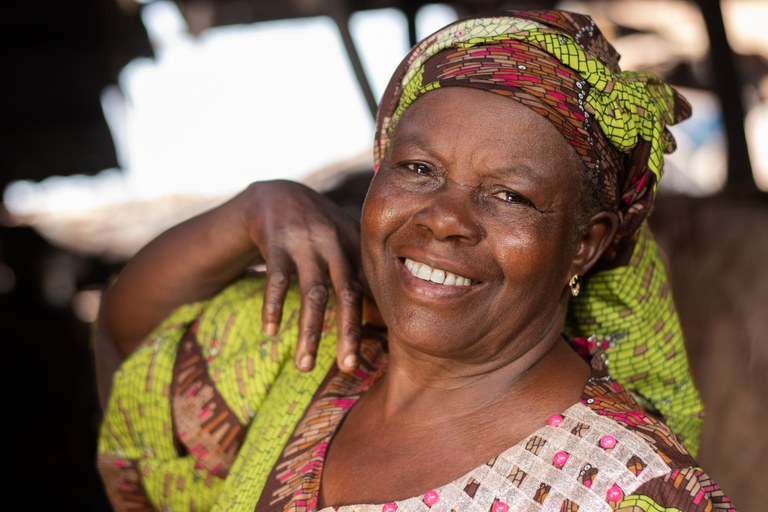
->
[584,69,684,188]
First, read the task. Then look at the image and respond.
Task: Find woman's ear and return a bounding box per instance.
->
[569,211,619,277]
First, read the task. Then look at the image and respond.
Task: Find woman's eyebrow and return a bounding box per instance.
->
[487,164,542,182]
[389,129,430,148]
[387,135,445,161]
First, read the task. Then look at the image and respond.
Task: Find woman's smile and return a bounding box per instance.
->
[393,254,484,304]
[403,257,475,287]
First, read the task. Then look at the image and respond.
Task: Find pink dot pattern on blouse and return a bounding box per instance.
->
[547,414,564,427]
[553,451,569,468]
[423,491,439,506]
[492,501,509,512]
[606,484,624,502]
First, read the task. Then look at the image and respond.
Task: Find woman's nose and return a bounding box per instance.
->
[412,186,482,244]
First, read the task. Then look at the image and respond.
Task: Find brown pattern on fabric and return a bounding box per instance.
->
[582,358,695,470]
[626,455,647,477]
[96,456,155,511]
[620,467,737,511]
[533,482,551,504]
[602,141,654,266]
[571,422,590,437]
[463,477,481,498]
[255,331,388,511]
[577,462,598,488]
[506,465,527,487]
[524,435,547,455]
[171,323,247,477]
[240,349,733,512]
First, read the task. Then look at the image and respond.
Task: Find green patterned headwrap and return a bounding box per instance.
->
[373,9,703,454]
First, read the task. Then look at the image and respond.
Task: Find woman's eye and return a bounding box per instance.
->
[493,190,534,207]
[404,162,432,175]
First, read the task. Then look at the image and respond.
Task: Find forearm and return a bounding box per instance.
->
[99,185,262,357]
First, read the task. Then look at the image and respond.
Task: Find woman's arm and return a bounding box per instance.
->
[95,180,365,408]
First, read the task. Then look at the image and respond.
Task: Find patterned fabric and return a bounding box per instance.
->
[98,277,733,511]
[254,328,388,511]
[372,9,702,453]
[98,276,339,511]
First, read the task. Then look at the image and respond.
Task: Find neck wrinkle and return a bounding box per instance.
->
[376,328,565,421]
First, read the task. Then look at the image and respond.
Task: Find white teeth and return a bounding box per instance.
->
[429,269,445,283]
[403,258,473,286]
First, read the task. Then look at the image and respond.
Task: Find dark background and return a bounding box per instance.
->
[2,0,766,510]
[3,0,143,509]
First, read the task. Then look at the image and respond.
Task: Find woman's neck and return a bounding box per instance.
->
[318,332,591,507]
[374,329,589,422]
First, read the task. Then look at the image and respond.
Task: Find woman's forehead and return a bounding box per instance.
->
[390,87,578,160]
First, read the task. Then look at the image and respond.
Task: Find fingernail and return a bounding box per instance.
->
[299,355,314,371]
[264,322,277,336]
[343,354,358,369]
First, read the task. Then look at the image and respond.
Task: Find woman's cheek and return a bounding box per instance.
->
[363,175,414,233]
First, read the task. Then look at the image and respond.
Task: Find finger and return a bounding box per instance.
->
[324,243,364,371]
[295,276,330,372]
[334,279,363,372]
[262,256,293,336]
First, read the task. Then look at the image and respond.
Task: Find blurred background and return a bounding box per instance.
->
[2,0,766,509]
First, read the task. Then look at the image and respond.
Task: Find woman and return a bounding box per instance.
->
[95,9,735,511]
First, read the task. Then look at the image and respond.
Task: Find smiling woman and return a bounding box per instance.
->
[94,9,736,512]
[361,89,593,362]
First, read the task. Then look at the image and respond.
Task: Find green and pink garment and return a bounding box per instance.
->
[97,9,717,511]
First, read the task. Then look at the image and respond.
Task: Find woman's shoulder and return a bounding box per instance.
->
[578,356,697,468]
[549,360,736,510]
[474,364,735,511]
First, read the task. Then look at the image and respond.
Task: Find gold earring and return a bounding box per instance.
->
[569,274,581,297]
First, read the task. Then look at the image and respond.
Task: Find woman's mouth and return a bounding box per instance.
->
[403,258,475,286]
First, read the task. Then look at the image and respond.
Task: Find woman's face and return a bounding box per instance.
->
[361,87,590,359]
